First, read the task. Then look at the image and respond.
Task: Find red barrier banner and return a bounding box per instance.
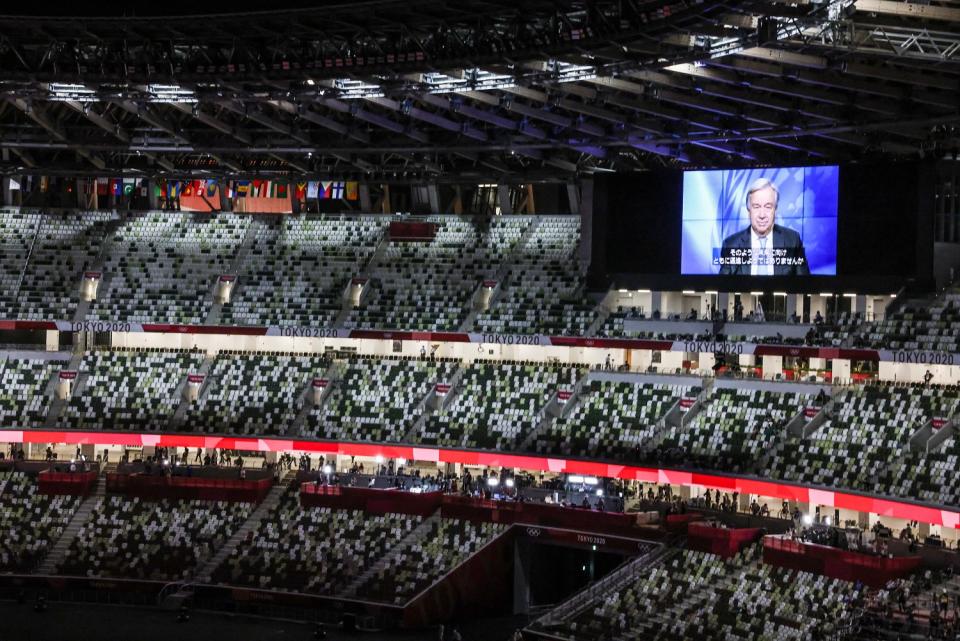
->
[37,470,98,496]
[933,418,947,430]
[687,523,762,557]
[805,407,821,418]
[679,398,695,411]
[435,383,450,395]
[482,280,497,288]
[187,374,205,384]
[110,473,271,503]
[300,484,443,517]
[557,390,572,403]
[58,371,78,380]
[312,378,329,389]
[218,274,236,283]
[83,271,102,280]
[762,535,921,588]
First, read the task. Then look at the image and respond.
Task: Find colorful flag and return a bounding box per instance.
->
[345,181,359,201]
[295,182,307,200]
[331,181,344,199]
[123,178,135,196]
[319,181,333,199]
[206,180,218,198]
[111,179,122,196]
[235,180,250,197]
[307,181,319,199]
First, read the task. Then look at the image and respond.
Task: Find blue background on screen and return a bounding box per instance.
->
[680,165,839,275]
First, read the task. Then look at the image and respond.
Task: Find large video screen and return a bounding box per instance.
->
[680,166,839,276]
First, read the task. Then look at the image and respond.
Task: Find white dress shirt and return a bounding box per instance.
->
[750,228,774,276]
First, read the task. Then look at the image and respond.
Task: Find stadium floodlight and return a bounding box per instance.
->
[504,478,515,488]
[374,454,384,464]
[331,78,385,100]
[486,476,499,487]
[824,516,832,526]
[397,458,406,466]
[583,477,599,486]
[802,514,813,526]
[147,84,197,103]
[48,83,97,102]
[568,475,585,484]
[595,489,604,497]
[322,465,332,475]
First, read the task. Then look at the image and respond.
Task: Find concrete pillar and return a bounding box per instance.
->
[855,294,867,318]
[147,179,159,210]
[786,294,797,321]
[650,291,663,317]
[579,179,593,265]
[717,292,730,320]
[360,184,372,211]
[497,184,512,215]
[427,184,440,215]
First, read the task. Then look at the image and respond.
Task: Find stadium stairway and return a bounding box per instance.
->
[41,350,85,429]
[35,471,107,575]
[585,299,613,337]
[288,360,340,437]
[339,509,443,599]
[168,353,216,430]
[11,212,42,305]
[333,232,390,329]
[72,215,123,323]
[205,217,261,326]
[403,360,464,442]
[641,381,710,454]
[517,372,589,451]
[195,469,296,583]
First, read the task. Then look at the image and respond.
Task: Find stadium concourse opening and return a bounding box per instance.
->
[1,0,960,639]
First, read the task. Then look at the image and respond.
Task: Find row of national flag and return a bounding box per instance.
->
[10,176,360,202]
[161,179,359,201]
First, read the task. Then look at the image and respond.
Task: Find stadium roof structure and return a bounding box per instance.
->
[0,0,958,180]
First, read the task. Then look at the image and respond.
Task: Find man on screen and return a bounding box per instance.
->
[717,178,809,276]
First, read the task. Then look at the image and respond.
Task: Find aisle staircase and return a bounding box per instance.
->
[340,510,442,598]
[195,470,296,583]
[35,472,107,575]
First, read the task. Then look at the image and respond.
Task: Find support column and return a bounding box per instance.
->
[147,179,159,210]
[427,184,440,215]
[220,183,232,212]
[786,294,797,321]
[579,178,593,266]
[359,184,372,211]
[566,182,580,215]
[496,184,512,215]
[650,291,663,318]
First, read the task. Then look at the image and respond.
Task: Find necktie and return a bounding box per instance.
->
[759,238,770,275]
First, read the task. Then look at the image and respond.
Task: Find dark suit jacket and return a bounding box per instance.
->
[718,224,810,276]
